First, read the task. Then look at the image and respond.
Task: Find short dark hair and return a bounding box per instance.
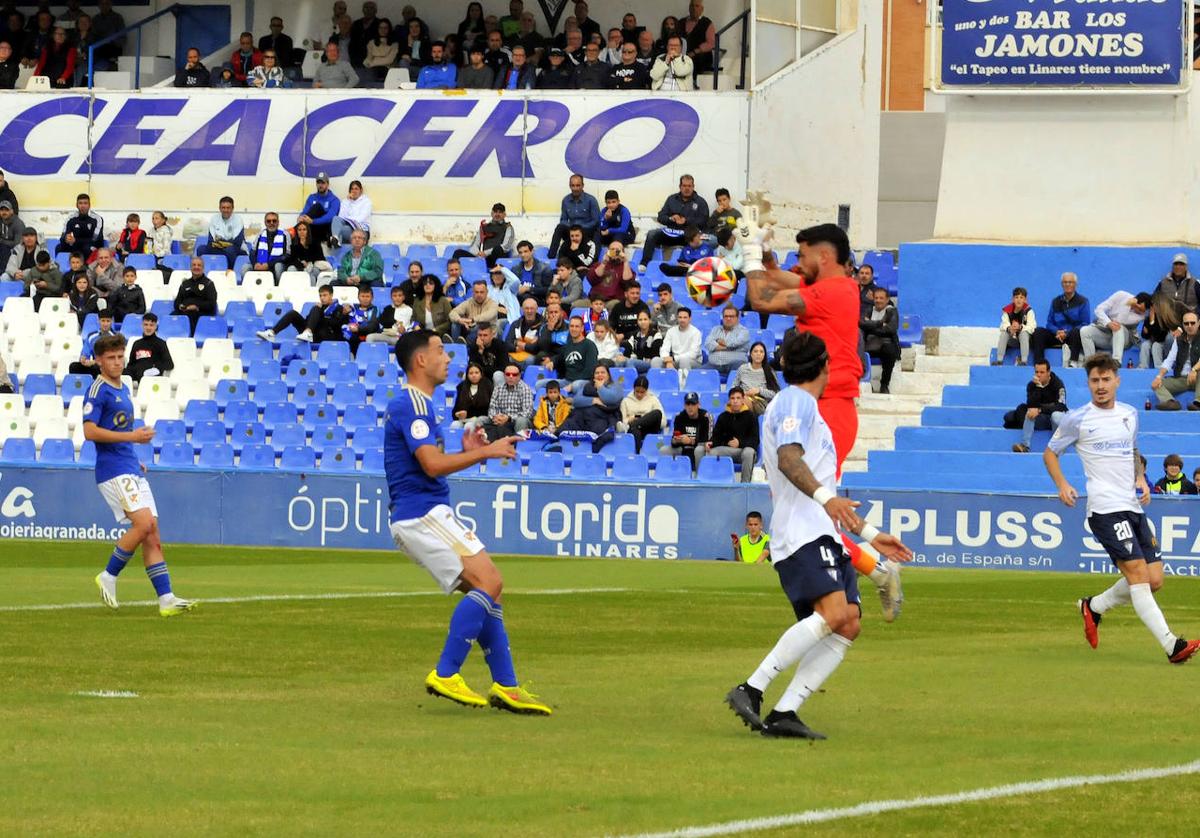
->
[746,511,763,521]
[431,39,446,49]
[678,173,693,186]
[409,259,424,271]
[556,257,575,270]
[781,330,829,385]
[123,266,137,276]
[728,385,744,397]
[395,329,439,373]
[568,224,582,233]
[93,333,125,357]
[1083,354,1121,376]
[683,225,701,241]
[143,312,158,323]
[676,305,692,316]
[492,202,505,212]
[796,223,851,265]
[22,227,36,237]
[569,314,584,325]
[1034,359,1050,371]
[219,195,234,204]
[633,375,649,389]
[98,311,114,321]
[715,188,730,199]
[76,193,89,202]
[516,240,533,251]
[1134,291,1153,307]
[472,279,488,289]
[604,189,619,201]
[35,250,50,264]
[545,379,560,391]
[318,283,334,295]
[625,280,641,290]
[1012,286,1027,297]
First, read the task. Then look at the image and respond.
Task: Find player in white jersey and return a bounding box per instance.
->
[1043,353,1199,665]
[725,332,913,739]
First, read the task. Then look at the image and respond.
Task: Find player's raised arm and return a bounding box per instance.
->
[413,432,519,479]
[738,216,809,316]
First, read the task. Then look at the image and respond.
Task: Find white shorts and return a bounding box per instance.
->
[390,504,486,594]
[97,473,157,525]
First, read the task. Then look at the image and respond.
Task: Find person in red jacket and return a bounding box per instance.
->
[35,26,75,88]
[229,31,262,85]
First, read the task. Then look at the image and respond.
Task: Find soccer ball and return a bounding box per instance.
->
[686,256,738,308]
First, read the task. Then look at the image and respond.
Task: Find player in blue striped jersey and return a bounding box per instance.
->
[85,333,195,617]
[387,329,552,715]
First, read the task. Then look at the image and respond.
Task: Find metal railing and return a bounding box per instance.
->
[714,9,751,90]
[87,3,184,90]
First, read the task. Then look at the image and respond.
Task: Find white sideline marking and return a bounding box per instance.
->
[0,586,634,614]
[74,690,139,699]
[613,759,1200,838]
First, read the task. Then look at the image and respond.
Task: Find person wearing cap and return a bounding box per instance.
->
[2,226,39,284]
[453,203,515,268]
[56,193,104,261]
[662,392,710,469]
[69,310,117,378]
[0,168,19,215]
[416,40,457,88]
[459,43,495,88]
[0,199,24,268]
[1079,289,1154,362]
[24,248,63,311]
[298,174,341,246]
[537,47,574,88]
[1155,253,1199,315]
[487,264,523,324]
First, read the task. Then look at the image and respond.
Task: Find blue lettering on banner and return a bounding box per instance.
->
[0,96,99,175]
[279,98,395,178]
[565,100,702,180]
[87,98,185,176]
[147,99,271,176]
[942,0,1185,88]
[364,99,478,178]
[446,99,566,178]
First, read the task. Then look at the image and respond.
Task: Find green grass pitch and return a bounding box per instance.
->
[2,542,1199,837]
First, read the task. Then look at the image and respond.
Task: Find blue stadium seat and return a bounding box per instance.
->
[212,379,248,408]
[148,300,174,321]
[311,425,348,449]
[239,339,275,364]
[655,455,693,482]
[246,359,283,389]
[157,441,195,468]
[0,280,23,304]
[261,301,293,324]
[302,402,338,427]
[78,440,96,466]
[355,343,390,368]
[443,427,464,452]
[371,381,403,405]
[191,420,226,450]
[444,343,467,364]
[686,369,721,393]
[55,253,72,272]
[316,342,350,366]
[570,453,606,478]
[658,390,684,418]
[253,379,289,406]
[0,438,36,464]
[343,402,378,429]
[898,314,922,347]
[230,317,265,346]
[271,422,307,450]
[528,451,565,477]
[612,454,649,480]
[158,315,191,339]
[193,316,227,344]
[183,399,219,429]
[697,457,735,483]
[331,382,368,413]
[201,254,228,274]
[292,382,329,406]
[325,360,359,385]
[605,434,636,457]
[641,433,667,453]
[279,445,316,470]
[374,242,402,262]
[485,457,521,477]
[285,359,321,384]
[81,312,102,334]
[119,314,143,335]
[646,368,681,393]
[223,400,259,425]
[162,253,190,272]
[319,446,356,472]
[232,256,250,276]
[223,300,257,321]
[362,362,401,386]
[21,374,57,405]
[230,421,267,453]
[361,447,385,473]
[350,425,383,452]
[239,443,276,469]
[38,438,75,465]
[198,443,234,468]
[406,244,438,262]
[263,402,299,428]
[61,374,92,401]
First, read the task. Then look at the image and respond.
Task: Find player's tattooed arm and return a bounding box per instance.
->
[746,273,807,316]
[778,443,861,530]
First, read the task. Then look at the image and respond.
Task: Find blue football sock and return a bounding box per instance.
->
[105,546,133,577]
[477,603,518,687]
[145,562,172,597]
[436,590,494,678]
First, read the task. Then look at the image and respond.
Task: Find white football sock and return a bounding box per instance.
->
[1129,582,1177,654]
[1089,578,1131,614]
[774,634,853,714]
[747,613,831,692]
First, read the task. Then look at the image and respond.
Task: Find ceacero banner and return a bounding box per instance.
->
[0,90,748,215]
[941,0,1188,88]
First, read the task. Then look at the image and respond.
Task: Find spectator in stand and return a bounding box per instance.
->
[559,361,623,450]
[993,286,1036,366]
[212,66,236,88]
[483,29,511,78]
[600,27,623,64]
[638,175,709,273]
[608,41,650,88]
[450,281,500,342]
[259,17,295,71]
[698,386,759,482]
[1031,272,1089,366]
[91,0,125,58]
[512,240,553,303]
[658,226,714,277]
[298,173,341,245]
[329,1,348,35]
[252,212,290,279]
[1004,359,1067,452]
[1150,311,1200,411]
[652,282,681,334]
[634,30,655,66]
[728,340,780,416]
[249,50,286,88]
[349,1,381,67]
[454,203,515,268]
[315,42,358,87]
[459,44,494,88]
[24,249,62,311]
[587,241,632,305]
[457,2,486,49]
[707,188,742,240]
[108,266,145,323]
[483,362,534,439]
[860,287,899,394]
[69,311,116,377]
[411,275,452,337]
[534,301,570,367]
[499,0,523,41]
[573,41,607,88]
[533,379,571,435]
[285,220,333,282]
[505,297,543,366]
[196,196,245,269]
[487,264,522,324]
[654,306,702,372]
[574,1,601,44]
[333,229,383,288]
[559,224,597,274]
[365,285,412,346]
[451,361,492,431]
[651,35,693,91]
[537,47,574,88]
[258,284,348,344]
[496,44,535,88]
[67,272,98,327]
[2,225,38,283]
[623,310,662,373]
[1079,290,1152,362]
[683,1,716,76]
[0,170,17,217]
[0,200,23,267]
[548,258,584,309]
[1156,253,1199,316]
[23,11,53,68]
[173,256,217,336]
[513,12,545,61]
[442,259,471,306]
[468,321,510,385]
[1154,454,1198,495]
[173,47,211,87]
[704,305,750,375]
[417,41,457,88]
[56,193,104,261]
[341,285,380,355]
[329,14,353,61]
[551,315,598,382]
[619,374,665,452]
[149,211,173,280]
[64,251,88,288]
[113,213,148,261]
[562,28,585,65]
[230,32,261,85]
[588,319,622,365]
[663,391,709,468]
[549,175,600,260]
[598,190,635,247]
[399,5,429,40]
[608,280,651,345]
[0,41,19,89]
[70,14,99,85]
[87,248,123,297]
[125,313,173,382]
[622,13,645,44]
[584,294,607,332]
[1140,291,1180,370]
[330,180,372,247]
[853,263,881,318]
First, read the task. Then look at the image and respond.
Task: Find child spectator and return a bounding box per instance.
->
[585,293,608,332]
[108,266,145,323]
[25,249,63,311]
[588,318,621,364]
[69,311,116,377]
[451,362,492,431]
[706,188,741,241]
[659,226,714,277]
[532,379,572,435]
[731,511,770,563]
[994,286,1036,366]
[619,374,665,453]
[1154,454,1198,495]
[114,212,148,260]
[366,286,412,347]
[622,310,663,373]
[341,285,379,355]
[150,211,173,280]
[598,189,635,247]
[67,273,99,327]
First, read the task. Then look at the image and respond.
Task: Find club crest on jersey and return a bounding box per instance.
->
[113,411,130,429]
[84,401,94,413]
[410,419,430,440]
[781,416,799,433]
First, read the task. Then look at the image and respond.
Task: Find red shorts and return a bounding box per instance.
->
[818,396,858,478]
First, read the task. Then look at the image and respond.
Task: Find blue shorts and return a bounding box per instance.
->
[1088,511,1161,565]
[774,534,861,621]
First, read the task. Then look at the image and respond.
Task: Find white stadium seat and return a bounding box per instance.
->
[199,338,235,372]
[4,318,43,351]
[26,394,65,430]
[134,376,173,408]
[166,337,198,363]
[65,396,84,431]
[15,355,53,380]
[173,379,211,410]
[278,271,311,291]
[142,400,180,427]
[32,416,69,450]
[38,298,70,318]
[1,296,33,325]
[0,392,23,419]
[242,271,275,291]
[0,414,31,444]
[168,357,206,385]
[206,358,243,387]
[331,287,357,306]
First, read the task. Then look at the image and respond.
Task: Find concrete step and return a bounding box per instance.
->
[857,392,938,412]
[927,326,994,358]
[887,371,967,396]
[841,459,868,473]
[914,354,977,374]
[858,413,920,438]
